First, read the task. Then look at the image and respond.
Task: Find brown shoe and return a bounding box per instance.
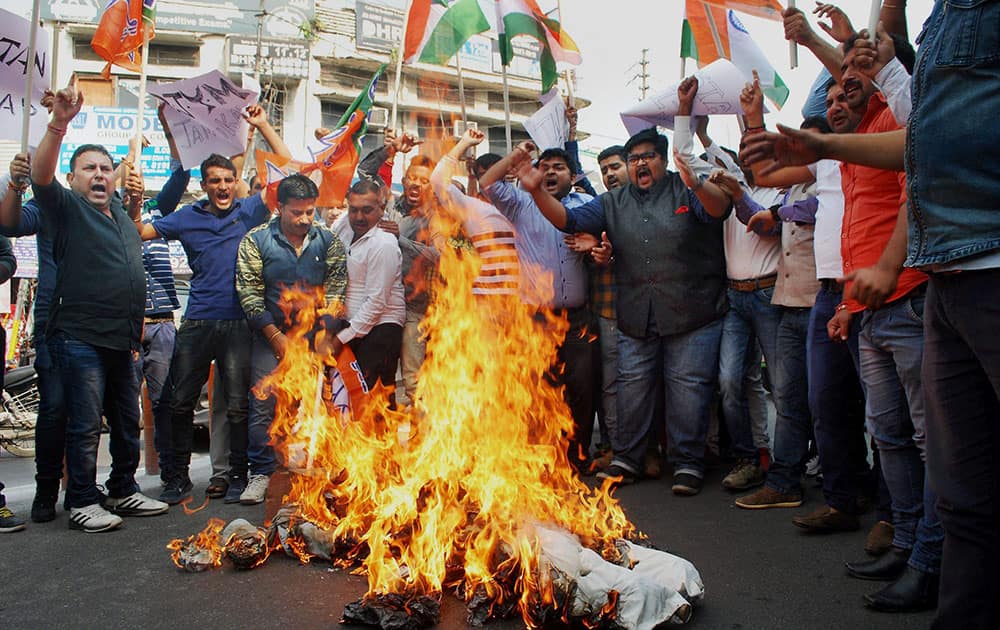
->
[865,520,896,556]
[735,486,803,510]
[792,505,860,533]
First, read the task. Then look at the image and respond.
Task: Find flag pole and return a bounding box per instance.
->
[867,0,881,42]
[501,63,512,153]
[390,0,413,132]
[133,30,152,175]
[788,0,798,69]
[679,56,686,81]
[456,52,468,125]
[556,0,574,108]
[19,0,42,156]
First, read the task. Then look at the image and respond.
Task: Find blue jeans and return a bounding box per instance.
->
[136,321,176,478]
[766,307,813,494]
[614,316,723,477]
[719,286,782,459]
[597,316,619,449]
[49,333,141,509]
[248,333,278,477]
[808,286,869,514]
[860,289,942,574]
[33,334,67,497]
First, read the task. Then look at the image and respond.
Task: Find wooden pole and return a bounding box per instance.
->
[502,64,512,153]
[456,53,468,125]
[390,0,413,132]
[19,0,42,156]
[133,30,152,174]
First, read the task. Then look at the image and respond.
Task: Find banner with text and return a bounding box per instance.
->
[0,7,51,148]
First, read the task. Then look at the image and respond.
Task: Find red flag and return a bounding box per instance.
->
[91,0,156,79]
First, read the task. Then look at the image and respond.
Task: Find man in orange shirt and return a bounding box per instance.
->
[828,37,941,613]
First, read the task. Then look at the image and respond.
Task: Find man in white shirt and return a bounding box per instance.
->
[331,180,406,406]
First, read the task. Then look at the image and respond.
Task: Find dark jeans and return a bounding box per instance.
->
[540,307,595,466]
[349,323,403,408]
[167,319,250,479]
[49,333,141,509]
[766,307,813,494]
[807,286,869,514]
[925,270,1000,629]
[33,334,67,498]
[136,321,176,479]
[248,333,278,477]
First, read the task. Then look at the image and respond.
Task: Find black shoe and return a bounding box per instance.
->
[863,566,939,612]
[846,547,910,581]
[671,472,703,496]
[31,495,57,523]
[158,476,193,505]
[595,464,636,487]
[224,475,247,504]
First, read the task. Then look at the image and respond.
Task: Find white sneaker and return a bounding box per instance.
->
[239,474,270,505]
[69,503,123,533]
[104,492,169,517]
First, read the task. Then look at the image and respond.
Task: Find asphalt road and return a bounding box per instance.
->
[0,437,933,630]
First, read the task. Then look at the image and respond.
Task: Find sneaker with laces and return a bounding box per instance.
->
[68,503,123,533]
[735,486,804,509]
[0,506,26,532]
[103,492,169,517]
[158,476,194,505]
[595,464,636,486]
[722,458,766,491]
[671,472,703,496]
[240,474,270,505]
[225,475,247,504]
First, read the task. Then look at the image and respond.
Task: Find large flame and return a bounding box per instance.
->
[258,158,636,625]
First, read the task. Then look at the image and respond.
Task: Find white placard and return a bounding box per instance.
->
[523,89,569,151]
[148,70,259,169]
[0,7,51,148]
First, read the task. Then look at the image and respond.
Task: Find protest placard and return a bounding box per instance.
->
[0,7,50,148]
[523,89,569,151]
[620,59,761,134]
[148,70,259,169]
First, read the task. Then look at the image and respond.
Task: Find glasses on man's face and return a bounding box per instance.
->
[627,151,658,164]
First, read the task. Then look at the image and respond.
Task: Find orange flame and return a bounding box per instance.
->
[166,518,226,571]
[258,144,636,625]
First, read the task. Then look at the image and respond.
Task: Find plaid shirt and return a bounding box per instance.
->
[589,264,616,320]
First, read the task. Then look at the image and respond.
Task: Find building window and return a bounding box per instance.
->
[73,38,199,66]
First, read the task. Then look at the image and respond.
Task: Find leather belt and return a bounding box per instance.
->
[819,278,842,294]
[727,274,777,292]
[144,315,174,324]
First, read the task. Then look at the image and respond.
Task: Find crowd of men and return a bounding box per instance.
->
[0,1,996,627]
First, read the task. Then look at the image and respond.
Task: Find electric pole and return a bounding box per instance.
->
[626,48,651,101]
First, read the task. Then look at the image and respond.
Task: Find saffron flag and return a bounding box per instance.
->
[258,65,386,210]
[495,0,581,93]
[403,0,490,66]
[681,3,789,108]
[697,0,785,20]
[91,0,156,79]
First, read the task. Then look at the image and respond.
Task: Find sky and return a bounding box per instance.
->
[557,0,934,156]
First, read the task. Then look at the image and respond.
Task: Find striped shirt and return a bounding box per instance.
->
[431,155,519,296]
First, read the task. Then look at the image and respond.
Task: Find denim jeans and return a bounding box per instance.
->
[924,270,1000,628]
[766,307,813,494]
[597,316,619,449]
[136,321,176,479]
[248,333,278,477]
[860,288,942,574]
[398,309,426,408]
[614,316,723,477]
[719,286,782,459]
[167,319,250,479]
[33,334,67,497]
[807,286,869,514]
[209,372,230,484]
[49,333,141,509]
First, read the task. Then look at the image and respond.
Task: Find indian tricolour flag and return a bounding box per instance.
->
[403,0,490,66]
[496,0,581,93]
[681,1,789,108]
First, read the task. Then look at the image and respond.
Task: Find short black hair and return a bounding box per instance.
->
[597,145,626,164]
[475,153,502,173]
[70,144,113,171]
[801,116,833,134]
[844,33,916,74]
[624,128,669,161]
[349,179,382,197]
[276,173,318,204]
[200,154,237,180]
[823,76,839,96]
[536,147,572,168]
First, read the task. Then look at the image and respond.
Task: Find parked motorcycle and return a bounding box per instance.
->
[0,365,39,457]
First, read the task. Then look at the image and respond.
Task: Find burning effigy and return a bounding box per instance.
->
[167,188,704,629]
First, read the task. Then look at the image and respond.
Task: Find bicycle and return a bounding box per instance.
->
[0,365,39,457]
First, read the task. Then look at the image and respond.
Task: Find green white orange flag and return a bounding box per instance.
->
[681,2,789,107]
[403,0,491,66]
[91,0,157,79]
[258,65,387,210]
[495,0,581,93]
